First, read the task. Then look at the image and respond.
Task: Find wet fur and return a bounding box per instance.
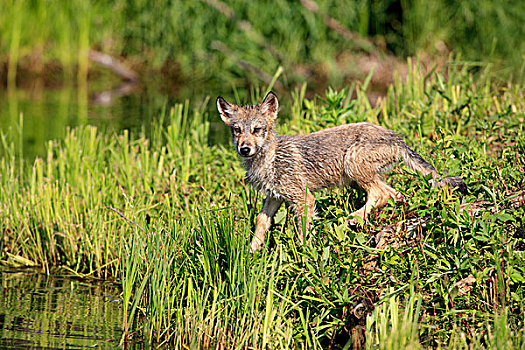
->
[217,92,467,252]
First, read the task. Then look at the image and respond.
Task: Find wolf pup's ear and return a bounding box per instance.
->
[260,91,279,120]
[217,96,235,125]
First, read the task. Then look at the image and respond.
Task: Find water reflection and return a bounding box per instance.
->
[0,269,122,349]
[0,82,231,160]
[92,82,138,106]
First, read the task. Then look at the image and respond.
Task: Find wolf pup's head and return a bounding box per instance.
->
[217,92,279,159]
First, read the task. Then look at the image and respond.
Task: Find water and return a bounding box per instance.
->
[0,79,232,160]
[0,269,123,349]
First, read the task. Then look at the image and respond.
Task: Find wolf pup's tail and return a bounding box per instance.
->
[438,176,468,195]
[401,145,468,195]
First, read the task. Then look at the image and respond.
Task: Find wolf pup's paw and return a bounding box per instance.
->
[250,239,264,253]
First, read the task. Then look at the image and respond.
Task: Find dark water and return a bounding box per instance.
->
[0,80,231,160]
[0,269,123,349]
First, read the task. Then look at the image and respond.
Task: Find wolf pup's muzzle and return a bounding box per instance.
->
[238,145,256,157]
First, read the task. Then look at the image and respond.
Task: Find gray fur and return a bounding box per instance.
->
[217,92,468,252]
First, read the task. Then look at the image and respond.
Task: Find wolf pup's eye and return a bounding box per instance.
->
[253,127,263,134]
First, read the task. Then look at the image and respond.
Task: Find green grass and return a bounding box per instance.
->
[1,62,524,348]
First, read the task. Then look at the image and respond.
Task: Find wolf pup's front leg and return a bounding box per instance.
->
[217,92,284,252]
[251,196,283,252]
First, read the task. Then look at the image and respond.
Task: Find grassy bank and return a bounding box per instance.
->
[1,62,524,348]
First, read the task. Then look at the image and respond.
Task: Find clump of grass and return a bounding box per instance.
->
[1,62,524,347]
[365,288,422,350]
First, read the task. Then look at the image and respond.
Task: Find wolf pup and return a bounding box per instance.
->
[217,92,467,252]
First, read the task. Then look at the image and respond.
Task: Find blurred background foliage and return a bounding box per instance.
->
[1,0,524,92]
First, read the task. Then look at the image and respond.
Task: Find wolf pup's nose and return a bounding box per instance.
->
[239,147,252,157]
